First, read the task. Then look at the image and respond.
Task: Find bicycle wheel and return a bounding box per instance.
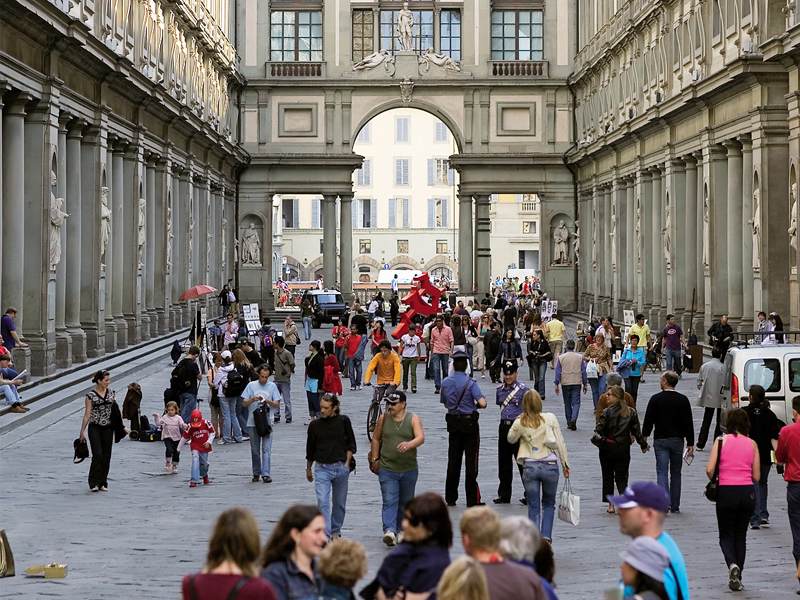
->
[366,401,382,441]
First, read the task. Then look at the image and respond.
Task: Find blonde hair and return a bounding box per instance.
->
[318,538,367,588]
[436,556,489,600]
[232,348,252,369]
[520,389,544,429]
[460,506,501,552]
[608,385,631,417]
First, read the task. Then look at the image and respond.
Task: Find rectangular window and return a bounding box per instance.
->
[490,10,544,61]
[429,197,449,228]
[282,198,298,228]
[744,359,780,393]
[356,123,371,144]
[395,159,410,186]
[790,359,800,392]
[270,11,323,62]
[435,159,450,185]
[440,9,461,60]
[435,121,449,143]
[395,117,410,142]
[359,239,372,254]
[380,10,434,53]
[352,9,375,62]
[401,198,410,227]
[397,239,409,254]
[712,0,721,38]
[356,159,372,186]
[311,198,321,228]
[388,197,397,228]
[436,239,448,254]
[361,198,373,228]
[522,221,537,234]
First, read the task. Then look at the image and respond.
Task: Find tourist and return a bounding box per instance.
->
[775,396,800,591]
[661,314,684,373]
[707,314,734,357]
[172,345,202,423]
[484,321,503,383]
[494,359,529,505]
[756,311,772,344]
[305,393,357,538]
[430,315,454,394]
[642,371,694,514]
[223,313,239,350]
[304,340,324,422]
[526,328,552,400]
[441,350,487,507]
[743,384,783,529]
[705,408,759,591]
[399,326,421,393]
[153,401,185,473]
[232,348,256,434]
[368,390,425,546]
[0,353,27,413]
[452,315,467,360]
[389,294,400,327]
[258,318,276,370]
[619,334,646,406]
[695,349,725,451]
[553,339,587,430]
[318,538,367,600]
[301,298,313,340]
[463,316,479,371]
[240,339,263,369]
[608,481,691,600]
[474,315,490,379]
[261,505,325,598]
[544,311,565,368]
[331,318,350,374]
[436,556,489,600]
[214,350,243,443]
[361,492,452,599]
[181,507,277,600]
[363,339,401,401]
[460,506,547,599]
[78,370,117,492]
[178,408,215,488]
[618,536,671,600]
[595,386,648,514]
[626,314,652,350]
[584,331,613,408]
[595,373,636,419]
[0,307,27,351]
[498,516,559,600]
[769,311,786,344]
[241,364,281,483]
[283,316,300,356]
[496,329,523,370]
[507,389,569,542]
[206,352,223,438]
[346,324,364,391]
[369,320,387,356]
[595,317,615,350]
[272,336,295,424]
[322,340,343,396]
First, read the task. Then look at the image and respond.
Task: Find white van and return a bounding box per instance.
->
[721,344,800,424]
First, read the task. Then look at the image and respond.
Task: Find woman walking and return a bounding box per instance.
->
[526,328,552,400]
[304,340,325,423]
[507,389,570,542]
[594,385,648,514]
[232,348,255,434]
[705,408,760,591]
[619,334,646,406]
[584,332,613,409]
[743,384,783,529]
[496,328,523,370]
[369,321,387,357]
[322,340,343,396]
[79,370,118,492]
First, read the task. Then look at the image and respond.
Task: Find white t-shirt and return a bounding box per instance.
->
[368,300,379,314]
[400,334,421,358]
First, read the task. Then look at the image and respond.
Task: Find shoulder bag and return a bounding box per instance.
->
[253,402,272,437]
[188,575,250,600]
[705,436,723,502]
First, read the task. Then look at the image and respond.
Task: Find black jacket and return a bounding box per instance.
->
[527,338,553,366]
[642,390,694,445]
[596,405,646,448]
[305,351,325,380]
[744,404,784,461]
[484,330,501,359]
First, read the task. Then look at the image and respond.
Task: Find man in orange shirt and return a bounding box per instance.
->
[364,340,402,403]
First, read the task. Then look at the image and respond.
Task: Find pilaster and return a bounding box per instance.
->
[340,194,354,303]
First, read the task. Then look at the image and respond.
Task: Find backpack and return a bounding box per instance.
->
[253,404,272,437]
[223,366,247,397]
[170,360,194,392]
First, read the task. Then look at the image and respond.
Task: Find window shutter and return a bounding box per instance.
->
[352,198,360,229]
[311,198,320,228]
[427,159,434,186]
[442,197,449,228]
[402,198,410,227]
[427,198,435,228]
[292,198,299,228]
[364,160,371,185]
[370,198,377,228]
[447,165,454,185]
[388,197,396,228]
[395,160,402,185]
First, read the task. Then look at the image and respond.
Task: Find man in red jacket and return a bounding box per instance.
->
[776,395,800,589]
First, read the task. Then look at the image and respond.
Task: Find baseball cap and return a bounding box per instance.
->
[221,350,232,359]
[451,349,468,360]
[619,536,670,582]
[607,482,670,512]
[502,360,518,374]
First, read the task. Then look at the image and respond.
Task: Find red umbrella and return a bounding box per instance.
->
[179,284,218,301]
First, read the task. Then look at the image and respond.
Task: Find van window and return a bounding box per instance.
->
[314,294,342,304]
[743,359,780,393]
[790,359,800,392]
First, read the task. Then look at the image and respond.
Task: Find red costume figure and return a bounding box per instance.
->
[391,272,446,339]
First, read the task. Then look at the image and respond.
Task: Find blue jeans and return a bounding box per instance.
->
[179,392,197,423]
[432,353,449,389]
[561,384,581,424]
[275,381,292,421]
[303,317,312,340]
[0,384,21,405]
[348,358,362,389]
[522,460,560,540]
[588,374,607,409]
[248,426,272,477]
[190,450,209,483]
[314,461,350,537]
[654,437,684,512]
[236,398,248,434]
[220,396,243,442]
[665,348,682,372]
[530,362,547,400]
[752,460,771,525]
[378,468,419,534]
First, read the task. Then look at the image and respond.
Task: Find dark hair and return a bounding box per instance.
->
[630,334,640,342]
[725,408,751,436]
[262,505,322,566]
[711,348,721,359]
[321,393,340,414]
[323,340,334,355]
[91,370,109,384]
[636,314,645,321]
[662,371,679,387]
[188,345,201,356]
[793,396,800,414]
[378,340,391,351]
[534,539,555,583]
[274,335,285,348]
[404,493,453,548]
[758,311,767,319]
[451,315,461,328]
[633,573,669,599]
[206,507,261,576]
[748,384,767,409]
[453,357,468,372]
[565,339,576,351]
[666,314,674,321]
[310,340,322,351]
[255,364,271,375]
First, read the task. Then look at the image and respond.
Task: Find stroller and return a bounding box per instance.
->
[645,336,664,374]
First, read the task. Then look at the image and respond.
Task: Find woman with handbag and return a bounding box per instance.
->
[593,386,648,514]
[78,370,118,492]
[705,408,760,592]
[583,332,613,409]
[618,334,647,406]
[507,389,570,542]
[242,365,281,483]
[526,329,552,400]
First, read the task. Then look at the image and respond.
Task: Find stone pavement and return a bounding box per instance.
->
[1,334,799,599]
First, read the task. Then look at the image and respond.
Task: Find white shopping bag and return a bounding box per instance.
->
[557,477,580,526]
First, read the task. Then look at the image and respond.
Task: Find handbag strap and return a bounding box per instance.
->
[712,436,723,481]
[227,577,250,600]
[188,575,199,600]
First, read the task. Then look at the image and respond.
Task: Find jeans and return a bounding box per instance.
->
[378,468,419,534]
[248,426,273,477]
[624,376,641,406]
[654,437,684,511]
[335,346,347,373]
[314,462,350,537]
[303,317,312,340]
[348,358,362,389]
[588,374,607,409]
[190,450,209,483]
[432,353,449,389]
[530,362,547,400]
[561,384,581,424]
[0,384,21,405]
[522,460,560,540]
[751,460,771,525]
[401,357,418,390]
[665,348,682,372]
[788,482,800,565]
[87,423,113,489]
[220,396,243,442]
[236,398,249,434]
[716,485,755,570]
[275,381,292,421]
[179,392,197,423]
[697,407,722,449]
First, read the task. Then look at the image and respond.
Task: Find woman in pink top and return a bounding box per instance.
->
[705,408,760,592]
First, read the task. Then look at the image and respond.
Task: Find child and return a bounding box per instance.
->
[318,538,367,600]
[178,408,215,488]
[153,401,186,473]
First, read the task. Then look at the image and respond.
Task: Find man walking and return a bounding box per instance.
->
[777,397,800,590]
[544,311,565,368]
[626,313,652,350]
[272,335,295,424]
[695,349,725,450]
[429,315,454,394]
[642,371,694,514]
[661,314,684,373]
[494,360,528,504]
[553,339,587,430]
[441,350,487,507]
[172,345,203,423]
[301,298,313,340]
[399,327,421,393]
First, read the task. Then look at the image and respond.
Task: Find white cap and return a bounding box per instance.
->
[221,350,232,359]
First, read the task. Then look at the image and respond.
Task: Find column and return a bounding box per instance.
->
[666,158,686,322]
[145,157,157,337]
[180,169,193,324]
[322,194,337,288]
[591,186,600,311]
[154,158,169,333]
[694,152,705,329]
[625,180,635,306]
[724,140,744,325]
[122,144,141,343]
[684,156,699,327]
[339,194,354,302]
[170,168,182,327]
[612,182,622,318]
[705,143,729,323]
[55,113,72,367]
[104,138,116,352]
[112,143,127,346]
[458,193,474,294]
[650,167,664,324]
[604,186,612,315]
[474,194,492,297]
[639,170,653,313]
[740,136,754,329]
[264,194,274,308]
[65,120,87,361]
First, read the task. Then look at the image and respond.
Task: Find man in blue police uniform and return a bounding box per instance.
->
[440,349,487,507]
[494,359,529,504]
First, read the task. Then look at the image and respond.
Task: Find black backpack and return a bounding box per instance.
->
[170,360,194,392]
[223,366,247,397]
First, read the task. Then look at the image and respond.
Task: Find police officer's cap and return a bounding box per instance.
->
[502,360,518,375]
[451,349,469,360]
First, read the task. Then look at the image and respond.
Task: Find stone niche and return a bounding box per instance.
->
[239,213,265,268]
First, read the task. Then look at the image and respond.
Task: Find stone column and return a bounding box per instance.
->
[458,193,474,294]
[684,156,699,327]
[154,158,169,334]
[170,167,182,328]
[111,143,127,347]
[625,179,635,306]
[666,158,686,323]
[639,170,653,314]
[694,152,705,330]
[55,113,71,367]
[591,185,600,312]
[474,194,492,297]
[723,140,744,326]
[611,181,621,318]
[740,135,754,329]
[650,167,664,325]
[103,138,116,352]
[264,194,275,309]
[180,169,193,325]
[339,193,354,303]
[705,143,729,324]
[322,194,338,288]
[65,120,87,361]
[122,144,142,344]
[145,157,157,337]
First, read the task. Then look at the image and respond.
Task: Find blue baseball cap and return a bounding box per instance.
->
[607,482,669,512]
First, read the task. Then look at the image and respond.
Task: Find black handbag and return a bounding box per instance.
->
[73,438,89,463]
[705,437,723,502]
[253,404,272,437]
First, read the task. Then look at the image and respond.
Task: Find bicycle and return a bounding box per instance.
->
[366,383,396,441]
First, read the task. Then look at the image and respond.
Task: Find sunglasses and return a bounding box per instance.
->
[386,393,403,405]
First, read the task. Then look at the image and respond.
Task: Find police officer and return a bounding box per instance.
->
[440,349,487,507]
[494,359,529,504]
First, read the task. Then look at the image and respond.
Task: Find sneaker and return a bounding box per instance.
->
[402,386,408,391]
[217,439,226,445]
[435,387,441,394]
[189,481,198,488]
[273,416,281,424]
[761,518,770,528]
[99,486,108,492]
[750,522,761,530]
[203,476,211,485]
[285,418,292,424]
[695,445,705,452]
[356,386,362,391]
[90,486,100,492]
[252,475,260,483]
[382,531,397,547]
[412,389,417,393]
[172,465,178,474]
[481,373,486,379]
[729,564,743,591]
[492,498,511,504]
[241,435,250,441]
[262,476,272,483]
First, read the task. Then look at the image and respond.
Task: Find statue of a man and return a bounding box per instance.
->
[397,2,414,51]
[702,191,710,268]
[789,182,798,258]
[166,200,174,271]
[100,186,111,265]
[553,220,569,264]
[137,197,146,268]
[751,186,761,272]
[49,171,68,272]
[663,194,672,268]
[241,223,261,265]
[573,220,581,264]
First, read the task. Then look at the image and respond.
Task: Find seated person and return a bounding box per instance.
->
[0,353,28,413]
